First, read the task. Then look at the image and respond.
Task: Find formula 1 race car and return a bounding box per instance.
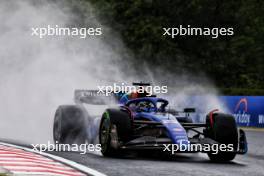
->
[53,83,247,162]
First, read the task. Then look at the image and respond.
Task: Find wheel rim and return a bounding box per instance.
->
[100,117,111,152]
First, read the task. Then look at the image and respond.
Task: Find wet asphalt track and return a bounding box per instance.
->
[48,130,264,176]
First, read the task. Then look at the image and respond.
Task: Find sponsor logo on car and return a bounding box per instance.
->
[172,128,183,132]
[162,120,179,124]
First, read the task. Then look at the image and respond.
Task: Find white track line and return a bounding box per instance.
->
[10,171,77,176]
[0,142,107,176]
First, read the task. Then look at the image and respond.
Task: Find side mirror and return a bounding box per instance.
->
[184,108,195,113]
[167,108,178,115]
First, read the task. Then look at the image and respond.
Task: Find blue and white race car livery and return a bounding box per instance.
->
[53,83,247,162]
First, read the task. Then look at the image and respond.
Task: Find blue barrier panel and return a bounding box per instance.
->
[219,96,264,128]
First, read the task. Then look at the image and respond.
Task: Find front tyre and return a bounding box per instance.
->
[206,113,238,162]
[99,109,132,157]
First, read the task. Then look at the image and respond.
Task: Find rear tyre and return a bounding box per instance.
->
[206,113,238,162]
[99,109,132,157]
[53,105,87,145]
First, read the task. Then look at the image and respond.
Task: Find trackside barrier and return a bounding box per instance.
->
[219,96,264,128]
[189,96,264,128]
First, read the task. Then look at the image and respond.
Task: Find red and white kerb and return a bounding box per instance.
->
[0,144,86,176]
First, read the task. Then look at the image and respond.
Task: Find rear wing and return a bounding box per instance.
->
[74,90,119,105]
[74,83,154,105]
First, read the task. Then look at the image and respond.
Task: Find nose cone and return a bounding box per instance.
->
[161,119,189,146]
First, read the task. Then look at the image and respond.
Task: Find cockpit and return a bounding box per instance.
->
[125,98,168,113]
